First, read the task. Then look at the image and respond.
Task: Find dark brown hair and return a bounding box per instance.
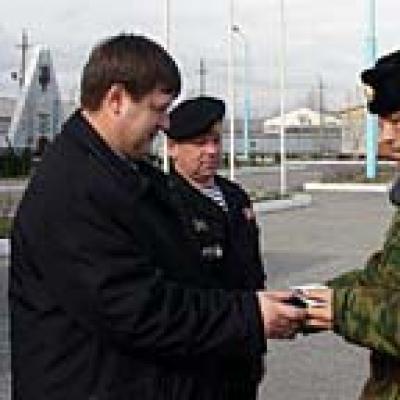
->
[80,33,181,110]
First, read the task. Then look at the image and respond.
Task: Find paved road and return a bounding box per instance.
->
[0,192,395,399]
[258,191,394,400]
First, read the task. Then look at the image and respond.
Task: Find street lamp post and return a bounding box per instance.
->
[365,0,377,179]
[232,25,250,161]
[228,0,236,181]
[162,0,171,173]
[279,0,287,196]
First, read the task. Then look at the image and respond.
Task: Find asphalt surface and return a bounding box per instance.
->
[258,191,394,400]
[0,191,395,399]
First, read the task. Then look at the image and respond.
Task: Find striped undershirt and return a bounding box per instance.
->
[200,184,228,211]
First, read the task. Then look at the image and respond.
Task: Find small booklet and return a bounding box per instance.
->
[288,284,328,308]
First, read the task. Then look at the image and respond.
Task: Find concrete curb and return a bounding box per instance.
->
[254,193,312,214]
[303,182,391,193]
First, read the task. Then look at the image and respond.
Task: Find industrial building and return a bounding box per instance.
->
[222,108,345,157]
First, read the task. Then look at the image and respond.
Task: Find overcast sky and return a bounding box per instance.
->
[1,0,399,115]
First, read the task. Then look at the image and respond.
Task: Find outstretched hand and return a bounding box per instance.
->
[256,291,307,339]
[303,288,333,331]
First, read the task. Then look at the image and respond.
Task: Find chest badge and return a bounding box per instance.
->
[202,244,224,259]
[242,207,256,221]
[193,218,209,233]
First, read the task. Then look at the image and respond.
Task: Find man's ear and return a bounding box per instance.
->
[103,84,126,115]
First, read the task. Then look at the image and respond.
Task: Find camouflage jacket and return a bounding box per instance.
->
[328,208,400,400]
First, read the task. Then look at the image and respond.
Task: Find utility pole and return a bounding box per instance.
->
[163,0,171,173]
[228,0,236,181]
[365,0,377,179]
[279,0,287,196]
[232,25,250,161]
[318,77,324,114]
[318,76,324,154]
[15,29,31,88]
[199,58,207,95]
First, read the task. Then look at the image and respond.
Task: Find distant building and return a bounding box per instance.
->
[220,117,263,157]
[261,107,343,155]
[0,97,16,147]
[338,105,366,156]
[221,108,344,157]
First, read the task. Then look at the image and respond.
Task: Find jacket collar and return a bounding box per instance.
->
[62,109,153,196]
[168,167,229,214]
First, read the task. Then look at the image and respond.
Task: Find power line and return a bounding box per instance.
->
[197,58,207,95]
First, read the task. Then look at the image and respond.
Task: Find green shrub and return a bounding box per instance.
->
[0,148,32,178]
[0,217,12,238]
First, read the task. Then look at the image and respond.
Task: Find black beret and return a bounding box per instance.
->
[166,96,225,141]
[361,50,400,116]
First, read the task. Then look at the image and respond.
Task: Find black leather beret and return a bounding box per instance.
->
[166,96,225,140]
[361,50,400,116]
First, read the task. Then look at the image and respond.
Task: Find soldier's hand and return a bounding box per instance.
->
[303,288,334,331]
[256,291,307,339]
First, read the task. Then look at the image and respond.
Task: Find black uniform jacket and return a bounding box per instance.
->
[168,170,266,387]
[9,111,265,400]
[168,170,265,291]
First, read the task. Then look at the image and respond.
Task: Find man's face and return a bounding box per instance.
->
[118,87,173,157]
[378,111,400,162]
[168,121,223,186]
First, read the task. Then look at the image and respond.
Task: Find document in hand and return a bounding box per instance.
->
[289,284,328,308]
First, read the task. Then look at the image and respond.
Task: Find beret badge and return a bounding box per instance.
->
[363,84,375,103]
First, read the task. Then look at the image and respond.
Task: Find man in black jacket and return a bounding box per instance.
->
[9,33,306,400]
[166,96,266,397]
[166,96,265,291]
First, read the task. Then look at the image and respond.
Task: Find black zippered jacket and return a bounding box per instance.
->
[9,111,265,400]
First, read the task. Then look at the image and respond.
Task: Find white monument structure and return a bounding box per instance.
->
[7,45,62,151]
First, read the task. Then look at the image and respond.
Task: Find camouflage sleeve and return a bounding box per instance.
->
[328,209,400,290]
[330,210,400,357]
[334,287,400,358]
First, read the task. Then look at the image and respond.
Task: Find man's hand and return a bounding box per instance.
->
[303,288,334,331]
[256,291,307,339]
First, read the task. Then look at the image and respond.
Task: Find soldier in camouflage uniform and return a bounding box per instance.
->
[305,50,400,400]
